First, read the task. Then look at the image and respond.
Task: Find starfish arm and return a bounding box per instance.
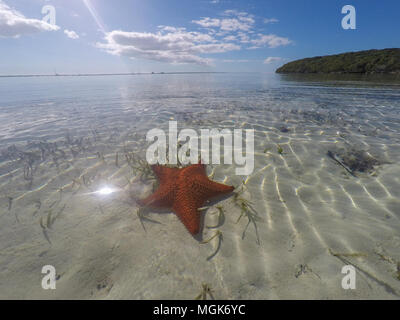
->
[181,163,206,176]
[151,165,180,184]
[192,175,235,199]
[173,194,204,235]
[137,184,175,208]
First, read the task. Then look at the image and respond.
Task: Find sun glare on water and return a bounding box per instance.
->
[96,186,117,196]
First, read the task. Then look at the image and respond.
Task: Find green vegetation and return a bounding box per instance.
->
[276,48,400,74]
[195,283,214,300]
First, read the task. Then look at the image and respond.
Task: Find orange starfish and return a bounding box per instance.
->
[137,163,235,235]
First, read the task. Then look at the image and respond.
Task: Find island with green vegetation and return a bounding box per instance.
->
[276,48,400,74]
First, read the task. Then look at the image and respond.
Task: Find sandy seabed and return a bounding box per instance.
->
[0,75,399,299]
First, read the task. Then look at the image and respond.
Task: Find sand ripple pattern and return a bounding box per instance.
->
[0,74,399,299]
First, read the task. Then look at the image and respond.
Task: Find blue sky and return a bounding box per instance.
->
[0,0,399,74]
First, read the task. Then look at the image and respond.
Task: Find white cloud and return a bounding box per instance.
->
[264,18,279,24]
[237,31,250,43]
[251,34,292,48]
[192,11,291,48]
[210,0,220,3]
[0,1,59,38]
[263,57,282,64]
[64,29,79,39]
[97,28,240,65]
[223,35,236,41]
[192,11,254,32]
[220,18,253,32]
[97,10,293,66]
[192,17,221,28]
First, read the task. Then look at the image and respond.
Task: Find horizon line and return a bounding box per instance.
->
[0,71,239,78]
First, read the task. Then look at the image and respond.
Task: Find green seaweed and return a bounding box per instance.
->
[39,216,46,229]
[329,249,367,258]
[7,196,13,211]
[135,207,162,232]
[32,199,41,216]
[46,210,53,228]
[195,283,214,300]
[124,149,155,182]
[234,193,261,245]
[201,230,223,261]
[115,152,119,167]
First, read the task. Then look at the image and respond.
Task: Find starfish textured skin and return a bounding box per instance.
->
[137,163,235,235]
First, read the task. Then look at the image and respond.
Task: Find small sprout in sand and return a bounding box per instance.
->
[23,159,34,181]
[115,152,119,167]
[96,151,105,162]
[201,229,222,244]
[124,150,155,183]
[32,199,41,216]
[46,210,53,228]
[234,196,261,245]
[201,230,223,261]
[82,175,92,188]
[295,264,321,280]
[136,208,146,231]
[374,250,395,264]
[39,216,46,229]
[7,196,13,211]
[135,207,162,232]
[71,178,83,194]
[329,249,367,258]
[233,179,247,198]
[195,283,215,300]
[49,200,58,208]
[72,178,81,188]
[277,144,284,155]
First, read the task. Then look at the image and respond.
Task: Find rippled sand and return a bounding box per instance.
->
[0,74,399,299]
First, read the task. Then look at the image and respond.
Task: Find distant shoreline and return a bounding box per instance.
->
[276,48,400,75]
[0,71,228,78]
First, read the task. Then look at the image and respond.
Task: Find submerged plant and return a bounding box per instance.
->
[124,149,155,183]
[7,196,13,211]
[329,249,367,258]
[39,216,46,229]
[263,146,271,153]
[195,283,214,300]
[32,199,41,216]
[201,230,223,261]
[201,229,222,244]
[135,207,162,232]
[233,183,261,245]
[115,152,119,167]
[39,216,51,244]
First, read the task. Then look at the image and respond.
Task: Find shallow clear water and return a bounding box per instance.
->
[0,73,399,299]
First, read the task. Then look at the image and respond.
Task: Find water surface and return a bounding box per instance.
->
[0,73,399,299]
